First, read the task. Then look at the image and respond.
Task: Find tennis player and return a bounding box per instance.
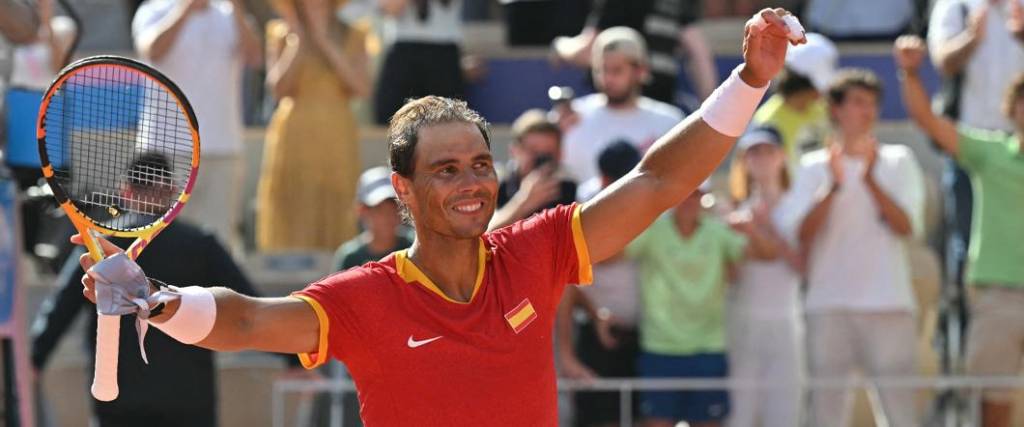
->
[76,8,800,426]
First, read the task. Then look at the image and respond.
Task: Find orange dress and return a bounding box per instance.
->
[256,20,363,251]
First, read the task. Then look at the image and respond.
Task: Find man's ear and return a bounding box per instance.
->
[391,172,412,206]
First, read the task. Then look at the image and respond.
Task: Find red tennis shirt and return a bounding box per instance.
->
[293,203,593,426]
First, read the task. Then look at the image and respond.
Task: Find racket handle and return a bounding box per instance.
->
[92,314,120,401]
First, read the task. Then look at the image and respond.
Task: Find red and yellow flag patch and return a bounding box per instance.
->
[505,298,537,334]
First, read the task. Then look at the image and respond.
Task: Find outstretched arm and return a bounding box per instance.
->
[75,235,320,355]
[580,9,799,263]
[895,35,960,156]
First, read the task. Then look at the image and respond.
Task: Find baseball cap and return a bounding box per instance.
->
[357,166,397,207]
[737,126,783,151]
[591,26,648,70]
[785,33,838,92]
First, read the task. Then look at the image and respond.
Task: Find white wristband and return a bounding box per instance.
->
[150,286,216,344]
[696,66,769,137]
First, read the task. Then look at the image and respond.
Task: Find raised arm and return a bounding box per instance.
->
[895,35,960,156]
[75,235,320,355]
[929,3,985,76]
[580,9,796,263]
[135,0,201,62]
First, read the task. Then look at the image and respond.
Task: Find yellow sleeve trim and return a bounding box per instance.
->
[292,294,330,370]
[571,204,594,285]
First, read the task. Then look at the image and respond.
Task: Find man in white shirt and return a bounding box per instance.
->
[132,0,260,250]
[784,69,925,427]
[561,26,683,196]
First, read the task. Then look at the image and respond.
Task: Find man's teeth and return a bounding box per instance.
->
[454,202,483,213]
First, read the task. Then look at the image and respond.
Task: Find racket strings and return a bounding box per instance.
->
[43,62,195,231]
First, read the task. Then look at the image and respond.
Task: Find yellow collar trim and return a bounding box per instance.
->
[395,240,487,304]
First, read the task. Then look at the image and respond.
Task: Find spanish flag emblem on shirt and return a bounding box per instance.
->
[505,298,537,334]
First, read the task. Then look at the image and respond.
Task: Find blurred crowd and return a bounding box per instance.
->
[2,0,1024,426]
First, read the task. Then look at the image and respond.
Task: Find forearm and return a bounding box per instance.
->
[315,37,369,98]
[488,196,536,231]
[150,288,318,354]
[680,26,718,99]
[233,10,262,66]
[744,226,780,260]
[798,189,837,247]
[933,31,979,76]
[864,178,913,236]
[266,35,304,99]
[899,69,960,154]
[0,0,38,43]
[138,6,192,62]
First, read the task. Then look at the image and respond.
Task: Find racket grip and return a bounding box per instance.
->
[92,314,121,401]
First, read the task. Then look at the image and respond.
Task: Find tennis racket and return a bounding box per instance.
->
[37,55,200,401]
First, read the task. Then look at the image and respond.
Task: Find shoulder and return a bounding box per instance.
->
[799,148,829,168]
[572,93,607,115]
[637,97,685,121]
[311,257,398,297]
[334,237,368,263]
[134,0,174,20]
[879,143,921,167]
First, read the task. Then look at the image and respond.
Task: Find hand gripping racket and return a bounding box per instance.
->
[37,55,200,401]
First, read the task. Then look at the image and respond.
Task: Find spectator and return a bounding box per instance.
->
[561,26,683,191]
[752,32,837,169]
[30,154,281,427]
[804,0,915,40]
[556,141,642,427]
[896,35,1024,427]
[552,0,718,106]
[334,166,414,271]
[257,0,370,252]
[927,0,1024,292]
[489,109,577,230]
[725,126,803,427]
[0,0,39,135]
[627,181,774,427]
[4,0,76,186]
[132,0,262,251]
[786,69,925,427]
[373,0,466,124]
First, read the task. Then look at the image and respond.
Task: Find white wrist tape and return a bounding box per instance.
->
[150,286,216,344]
[696,66,769,137]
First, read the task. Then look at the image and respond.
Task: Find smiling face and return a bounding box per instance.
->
[392,122,498,240]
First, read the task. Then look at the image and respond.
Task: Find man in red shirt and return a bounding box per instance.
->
[75,8,800,426]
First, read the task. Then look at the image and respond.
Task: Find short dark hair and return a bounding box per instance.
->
[776,67,816,97]
[128,152,172,188]
[387,96,491,178]
[1003,72,1024,118]
[826,68,883,105]
[598,140,641,182]
[511,109,561,145]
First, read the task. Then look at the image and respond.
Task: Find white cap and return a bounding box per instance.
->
[785,33,838,92]
[592,26,648,70]
[357,167,397,207]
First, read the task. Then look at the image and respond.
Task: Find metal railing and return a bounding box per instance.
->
[271,375,1024,427]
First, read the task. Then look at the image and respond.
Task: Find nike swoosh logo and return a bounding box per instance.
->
[407,335,443,348]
